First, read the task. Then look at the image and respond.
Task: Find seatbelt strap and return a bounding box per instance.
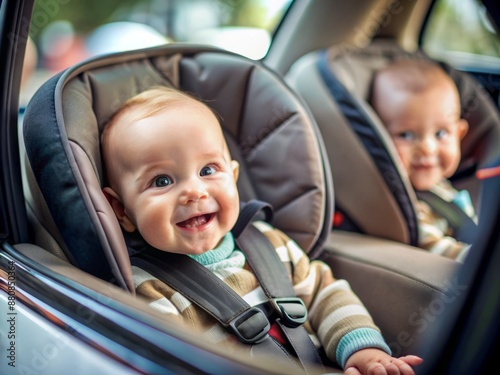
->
[277,320,324,373]
[131,252,271,344]
[234,201,308,326]
[234,200,324,371]
[234,208,306,326]
[232,199,273,237]
[416,190,477,244]
[131,199,324,372]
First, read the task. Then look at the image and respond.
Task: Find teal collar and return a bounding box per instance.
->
[188,232,235,266]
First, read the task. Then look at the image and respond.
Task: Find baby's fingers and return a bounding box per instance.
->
[389,355,423,375]
[398,355,423,367]
[344,367,362,375]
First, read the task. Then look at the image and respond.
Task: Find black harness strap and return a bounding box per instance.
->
[234,201,300,305]
[130,200,324,373]
[416,190,478,244]
[234,201,323,372]
[237,225,306,325]
[232,199,273,238]
[131,253,270,344]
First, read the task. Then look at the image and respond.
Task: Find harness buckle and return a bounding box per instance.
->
[271,298,308,328]
[228,307,270,344]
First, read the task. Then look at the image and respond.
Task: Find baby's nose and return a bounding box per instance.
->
[179,180,208,204]
[417,137,438,154]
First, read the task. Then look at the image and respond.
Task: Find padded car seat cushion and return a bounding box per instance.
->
[23,45,333,291]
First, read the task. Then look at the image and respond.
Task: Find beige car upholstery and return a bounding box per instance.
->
[286,39,500,245]
[323,231,458,356]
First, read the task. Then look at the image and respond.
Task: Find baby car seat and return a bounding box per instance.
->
[286,39,500,246]
[22,44,333,291]
[22,43,459,366]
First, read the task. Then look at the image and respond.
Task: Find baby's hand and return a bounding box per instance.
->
[343,348,423,375]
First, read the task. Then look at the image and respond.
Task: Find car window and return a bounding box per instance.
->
[421,0,500,72]
[21,0,291,107]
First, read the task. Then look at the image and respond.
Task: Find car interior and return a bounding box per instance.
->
[3,0,500,373]
[20,27,462,375]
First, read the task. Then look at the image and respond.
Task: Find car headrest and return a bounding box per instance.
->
[287,39,500,245]
[23,45,333,291]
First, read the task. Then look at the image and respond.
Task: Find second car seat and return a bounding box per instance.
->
[286,39,500,246]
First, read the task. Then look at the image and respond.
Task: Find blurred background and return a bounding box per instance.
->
[21,0,500,106]
[20,0,290,104]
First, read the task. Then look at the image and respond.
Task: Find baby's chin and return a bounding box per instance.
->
[413,183,438,191]
[410,178,440,191]
[150,241,216,256]
[184,239,225,255]
[191,245,216,255]
[409,171,444,191]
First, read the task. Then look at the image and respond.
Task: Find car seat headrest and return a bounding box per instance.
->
[23,45,333,291]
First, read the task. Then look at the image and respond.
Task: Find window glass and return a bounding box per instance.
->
[422,0,500,70]
[21,0,291,106]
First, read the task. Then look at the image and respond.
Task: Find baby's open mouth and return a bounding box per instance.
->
[413,164,434,170]
[177,213,215,229]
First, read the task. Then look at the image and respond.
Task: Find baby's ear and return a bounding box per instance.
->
[231,160,240,182]
[102,187,136,232]
[458,119,469,140]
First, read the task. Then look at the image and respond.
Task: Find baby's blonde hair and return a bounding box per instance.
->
[373,59,455,95]
[101,86,215,187]
[102,86,202,143]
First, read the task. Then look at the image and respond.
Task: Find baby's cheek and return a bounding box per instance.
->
[398,153,413,172]
[219,174,238,194]
[442,148,461,176]
[136,207,169,247]
[392,144,409,163]
[218,175,240,224]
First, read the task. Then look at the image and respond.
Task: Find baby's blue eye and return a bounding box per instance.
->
[153,175,172,187]
[436,129,448,139]
[397,131,415,141]
[200,166,215,176]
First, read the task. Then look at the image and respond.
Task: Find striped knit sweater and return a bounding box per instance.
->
[417,180,476,262]
[132,221,390,368]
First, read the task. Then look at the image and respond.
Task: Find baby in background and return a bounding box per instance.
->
[371,59,475,262]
